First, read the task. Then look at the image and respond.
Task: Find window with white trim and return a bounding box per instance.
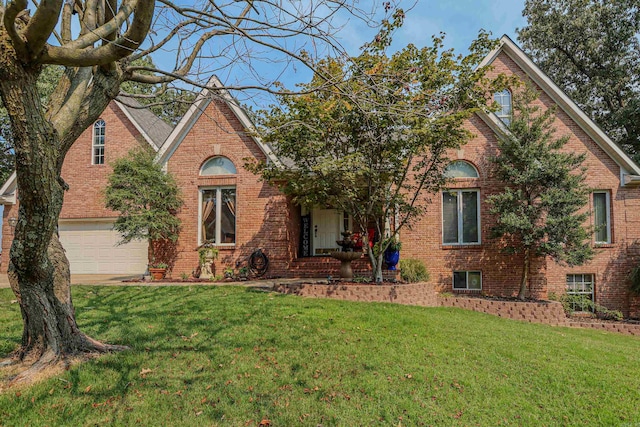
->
[494,89,512,125]
[442,190,480,244]
[200,187,236,245]
[92,119,105,165]
[566,274,594,312]
[453,271,482,290]
[593,191,611,244]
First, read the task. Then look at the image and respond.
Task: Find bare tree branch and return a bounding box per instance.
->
[23,0,64,57]
[42,0,154,66]
[3,0,28,60]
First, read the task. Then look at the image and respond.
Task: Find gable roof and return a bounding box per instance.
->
[0,98,172,205]
[479,35,640,185]
[114,96,173,150]
[156,75,281,167]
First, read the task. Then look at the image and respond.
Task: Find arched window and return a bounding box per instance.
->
[199,156,237,245]
[494,89,512,125]
[200,156,237,175]
[92,119,106,165]
[444,160,479,179]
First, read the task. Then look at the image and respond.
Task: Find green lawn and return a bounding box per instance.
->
[0,286,639,426]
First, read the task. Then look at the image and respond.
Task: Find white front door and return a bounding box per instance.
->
[312,209,342,255]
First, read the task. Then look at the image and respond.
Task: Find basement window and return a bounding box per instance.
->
[566,274,594,312]
[453,271,482,290]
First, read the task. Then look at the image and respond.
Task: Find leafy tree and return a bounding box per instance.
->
[104,148,182,266]
[518,0,640,162]
[0,0,383,385]
[253,16,498,282]
[487,86,594,300]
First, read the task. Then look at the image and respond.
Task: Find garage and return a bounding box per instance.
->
[58,221,148,275]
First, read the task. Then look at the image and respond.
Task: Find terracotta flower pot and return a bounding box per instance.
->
[149,267,166,280]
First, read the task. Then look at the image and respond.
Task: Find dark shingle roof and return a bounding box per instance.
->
[115,96,173,150]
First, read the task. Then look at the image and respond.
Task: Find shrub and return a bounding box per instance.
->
[399,259,430,283]
[558,293,623,321]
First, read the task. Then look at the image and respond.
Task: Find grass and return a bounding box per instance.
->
[0,285,639,426]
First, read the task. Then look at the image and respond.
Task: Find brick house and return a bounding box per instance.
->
[0,97,172,274]
[1,36,639,316]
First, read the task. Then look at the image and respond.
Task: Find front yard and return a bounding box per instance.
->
[0,285,639,426]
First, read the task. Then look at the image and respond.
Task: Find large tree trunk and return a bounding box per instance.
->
[0,56,125,386]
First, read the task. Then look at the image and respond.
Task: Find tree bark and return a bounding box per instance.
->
[0,41,125,385]
[519,248,530,301]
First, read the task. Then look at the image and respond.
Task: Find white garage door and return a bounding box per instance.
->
[58,221,148,274]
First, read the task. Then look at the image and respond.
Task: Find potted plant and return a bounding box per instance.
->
[383,238,402,271]
[197,241,219,279]
[149,262,168,280]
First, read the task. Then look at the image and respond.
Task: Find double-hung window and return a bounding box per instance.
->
[200,187,236,245]
[494,89,512,125]
[442,190,480,244]
[593,191,611,244]
[92,119,105,165]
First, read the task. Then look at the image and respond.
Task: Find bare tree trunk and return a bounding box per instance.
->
[0,62,125,385]
[519,248,530,300]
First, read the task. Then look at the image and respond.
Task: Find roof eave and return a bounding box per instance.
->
[156,75,282,168]
[114,100,163,152]
[481,35,640,179]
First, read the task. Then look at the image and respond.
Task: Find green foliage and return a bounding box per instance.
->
[630,266,640,295]
[384,238,402,252]
[518,0,640,162]
[252,20,500,281]
[558,293,623,321]
[150,262,168,269]
[487,85,594,296]
[1,286,640,425]
[180,272,190,281]
[104,148,183,263]
[197,246,219,266]
[399,259,430,283]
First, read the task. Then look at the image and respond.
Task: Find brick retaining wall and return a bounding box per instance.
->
[273,283,640,337]
[438,297,568,326]
[273,282,437,306]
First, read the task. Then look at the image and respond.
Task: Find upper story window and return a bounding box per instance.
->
[593,191,611,244]
[200,156,237,175]
[444,160,479,179]
[494,89,512,125]
[92,119,106,165]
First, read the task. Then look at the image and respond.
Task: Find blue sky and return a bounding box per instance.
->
[339,0,527,55]
[0,1,528,246]
[213,0,528,106]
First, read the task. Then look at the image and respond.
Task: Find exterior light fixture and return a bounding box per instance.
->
[8,217,17,234]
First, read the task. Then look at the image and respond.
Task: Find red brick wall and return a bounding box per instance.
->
[165,99,298,277]
[400,51,639,315]
[0,101,151,272]
[274,282,437,306]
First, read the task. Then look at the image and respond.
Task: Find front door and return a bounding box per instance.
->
[312,209,341,255]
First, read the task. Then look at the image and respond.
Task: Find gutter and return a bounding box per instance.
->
[624,175,640,187]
